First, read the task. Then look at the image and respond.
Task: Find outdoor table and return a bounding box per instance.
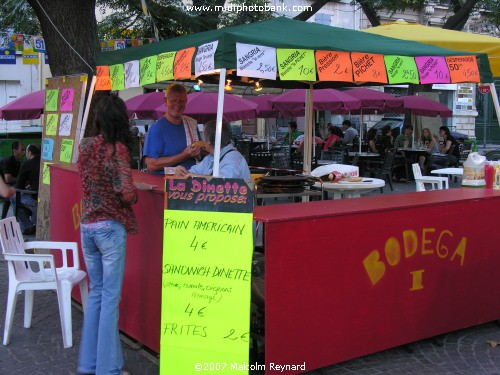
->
[431,167,464,177]
[314,178,385,199]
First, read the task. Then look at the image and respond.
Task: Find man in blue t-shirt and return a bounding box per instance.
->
[143,84,202,173]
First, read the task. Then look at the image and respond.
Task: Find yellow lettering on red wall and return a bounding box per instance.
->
[403,230,418,258]
[421,228,435,255]
[362,227,467,288]
[363,250,386,285]
[385,237,400,266]
[72,201,82,231]
[410,269,424,291]
[451,237,467,266]
[436,230,452,259]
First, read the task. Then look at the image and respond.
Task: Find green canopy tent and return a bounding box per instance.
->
[96,17,494,174]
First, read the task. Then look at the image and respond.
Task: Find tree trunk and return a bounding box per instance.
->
[443,0,479,30]
[26,0,102,137]
[26,0,99,78]
[294,0,330,21]
[356,0,380,27]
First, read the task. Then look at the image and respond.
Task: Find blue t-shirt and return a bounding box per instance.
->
[143,117,196,171]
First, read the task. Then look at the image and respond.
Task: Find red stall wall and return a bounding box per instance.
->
[255,189,500,374]
[50,164,165,352]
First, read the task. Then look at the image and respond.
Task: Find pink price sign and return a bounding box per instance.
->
[415,56,450,84]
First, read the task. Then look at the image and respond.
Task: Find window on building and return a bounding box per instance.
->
[315,13,331,26]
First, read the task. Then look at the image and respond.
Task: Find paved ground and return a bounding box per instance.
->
[2,179,500,374]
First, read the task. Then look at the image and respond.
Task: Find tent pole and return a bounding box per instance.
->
[489,83,500,130]
[212,68,226,177]
[303,84,313,176]
[359,109,363,153]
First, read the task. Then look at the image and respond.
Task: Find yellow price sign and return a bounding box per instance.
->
[60,139,74,163]
[42,162,53,185]
[46,114,58,135]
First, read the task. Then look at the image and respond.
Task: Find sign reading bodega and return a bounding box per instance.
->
[363,228,466,290]
[166,177,254,213]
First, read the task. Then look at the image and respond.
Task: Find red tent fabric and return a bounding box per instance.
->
[271,89,361,117]
[0,90,45,121]
[343,87,403,114]
[395,95,453,117]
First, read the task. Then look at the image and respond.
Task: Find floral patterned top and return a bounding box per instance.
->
[78,135,138,233]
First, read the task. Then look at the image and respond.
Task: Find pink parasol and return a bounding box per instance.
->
[395,95,453,117]
[247,94,283,118]
[124,91,165,120]
[343,87,403,114]
[126,92,258,122]
[0,89,45,120]
[271,89,361,117]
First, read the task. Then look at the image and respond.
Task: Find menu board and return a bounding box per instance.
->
[37,74,88,240]
[161,177,254,374]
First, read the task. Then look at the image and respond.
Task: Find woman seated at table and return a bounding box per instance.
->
[366,128,378,154]
[418,127,438,173]
[433,125,461,167]
[323,125,343,150]
[379,125,394,155]
[174,121,250,179]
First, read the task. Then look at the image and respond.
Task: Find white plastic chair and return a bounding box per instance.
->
[0,217,88,348]
[412,163,449,192]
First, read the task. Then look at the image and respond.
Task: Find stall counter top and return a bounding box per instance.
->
[51,163,165,195]
[254,188,500,223]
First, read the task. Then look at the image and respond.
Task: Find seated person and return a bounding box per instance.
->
[340,120,358,145]
[378,125,394,156]
[0,141,25,219]
[433,125,460,167]
[419,127,438,173]
[366,128,378,154]
[393,125,414,181]
[174,121,250,179]
[14,144,40,235]
[394,125,413,149]
[279,121,300,145]
[323,125,343,150]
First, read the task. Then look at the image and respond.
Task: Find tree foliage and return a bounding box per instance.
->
[295,0,499,30]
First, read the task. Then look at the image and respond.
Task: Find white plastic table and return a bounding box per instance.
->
[431,167,463,177]
[314,178,385,199]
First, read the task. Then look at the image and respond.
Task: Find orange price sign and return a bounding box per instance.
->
[351,52,388,83]
[315,51,353,82]
[96,65,109,77]
[446,56,480,83]
[95,76,112,91]
[174,47,196,80]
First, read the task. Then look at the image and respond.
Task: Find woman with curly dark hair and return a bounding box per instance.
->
[77,95,139,375]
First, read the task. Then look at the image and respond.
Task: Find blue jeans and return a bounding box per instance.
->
[14,193,37,231]
[78,220,127,375]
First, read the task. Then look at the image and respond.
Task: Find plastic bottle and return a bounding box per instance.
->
[462,152,486,187]
[485,162,494,189]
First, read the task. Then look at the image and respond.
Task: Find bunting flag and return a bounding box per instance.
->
[141,0,160,41]
[94,40,483,90]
